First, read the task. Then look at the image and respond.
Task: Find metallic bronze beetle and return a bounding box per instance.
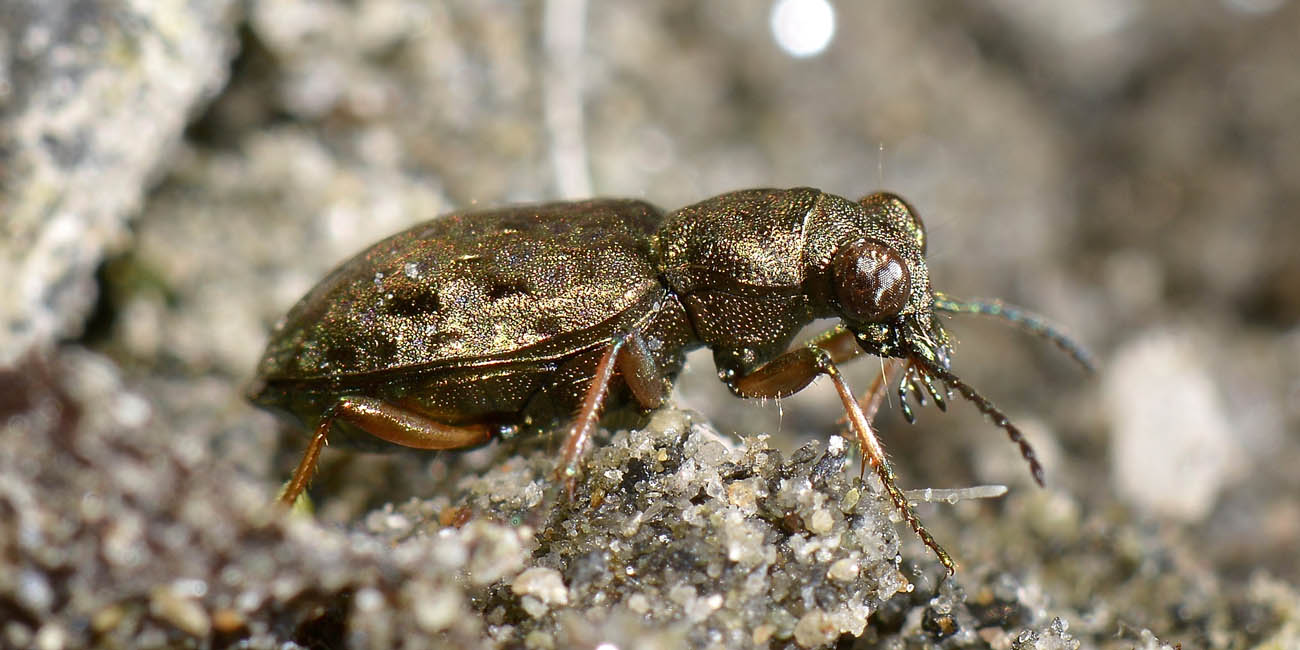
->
[249,187,1091,573]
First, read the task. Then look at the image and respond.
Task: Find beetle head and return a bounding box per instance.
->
[826,192,950,366]
[828,192,1036,481]
[822,191,1095,486]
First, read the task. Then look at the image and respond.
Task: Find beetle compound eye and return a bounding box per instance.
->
[832,239,911,323]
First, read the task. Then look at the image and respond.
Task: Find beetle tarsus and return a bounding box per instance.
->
[823,354,956,574]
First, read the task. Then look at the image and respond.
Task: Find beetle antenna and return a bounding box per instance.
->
[909,353,1046,487]
[931,294,1096,372]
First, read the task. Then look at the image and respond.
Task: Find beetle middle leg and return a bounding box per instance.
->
[728,343,956,574]
[280,396,493,506]
[555,331,670,494]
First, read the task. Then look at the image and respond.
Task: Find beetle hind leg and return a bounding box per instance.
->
[279,396,493,506]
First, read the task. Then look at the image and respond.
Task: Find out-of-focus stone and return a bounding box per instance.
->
[1104,329,1247,520]
[0,1,238,367]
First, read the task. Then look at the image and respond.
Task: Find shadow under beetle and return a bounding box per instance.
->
[249,187,1093,574]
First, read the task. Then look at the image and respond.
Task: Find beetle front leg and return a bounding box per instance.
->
[729,346,956,575]
[805,328,913,434]
[804,325,865,364]
[733,326,905,452]
[280,396,493,506]
[851,358,908,479]
[726,326,866,398]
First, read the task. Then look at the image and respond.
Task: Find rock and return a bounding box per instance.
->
[0,0,239,367]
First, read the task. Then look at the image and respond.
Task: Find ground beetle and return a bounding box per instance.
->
[249,187,1092,573]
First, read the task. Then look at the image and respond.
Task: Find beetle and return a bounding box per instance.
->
[248,187,1092,573]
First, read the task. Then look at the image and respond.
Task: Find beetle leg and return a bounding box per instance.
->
[279,396,492,506]
[618,332,670,410]
[804,328,918,421]
[728,346,828,399]
[725,326,875,398]
[855,358,907,479]
[805,325,864,364]
[280,422,330,507]
[729,347,956,575]
[556,337,627,495]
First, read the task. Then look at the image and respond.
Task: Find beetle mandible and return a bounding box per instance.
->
[249,187,1092,574]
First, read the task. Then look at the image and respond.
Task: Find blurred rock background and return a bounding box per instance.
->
[2,1,1297,648]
